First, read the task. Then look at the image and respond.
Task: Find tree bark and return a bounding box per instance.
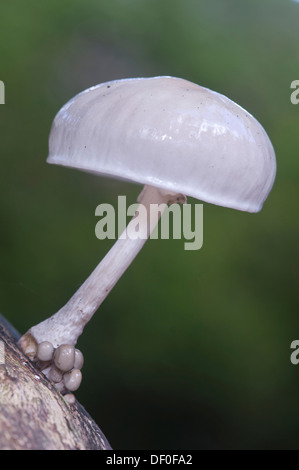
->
[0,314,111,450]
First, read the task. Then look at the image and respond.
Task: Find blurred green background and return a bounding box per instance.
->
[0,0,298,450]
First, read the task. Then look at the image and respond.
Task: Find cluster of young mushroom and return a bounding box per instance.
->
[28,340,84,403]
[19,76,276,399]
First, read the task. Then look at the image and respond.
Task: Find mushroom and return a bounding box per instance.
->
[53,345,76,372]
[36,341,54,362]
[19,76,276,391]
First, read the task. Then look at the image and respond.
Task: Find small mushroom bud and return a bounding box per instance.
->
[63,368,82,392]
[54,344,75,372]
[74,349,84,370]
[48,365,64,383]
[64,393,76,404]
[37,341,54,362]
[55,380,66,394]
[20,333,38,360]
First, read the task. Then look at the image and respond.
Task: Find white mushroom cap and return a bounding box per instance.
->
[48,76,276,213]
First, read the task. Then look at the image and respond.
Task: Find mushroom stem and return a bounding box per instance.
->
[19,185,186,349]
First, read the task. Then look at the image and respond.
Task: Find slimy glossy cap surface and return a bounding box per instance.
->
[63,369,82,392]
[54,344,75,372]
[48,76,276,212]
[37,341,54,362]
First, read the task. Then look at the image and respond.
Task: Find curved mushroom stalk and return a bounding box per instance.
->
[18,75,276,396]
[19,185,186,392]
